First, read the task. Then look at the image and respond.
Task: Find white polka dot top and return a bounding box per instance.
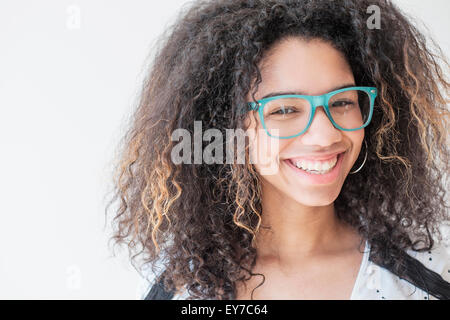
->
[140,241,450,300]
[350,241,450,300]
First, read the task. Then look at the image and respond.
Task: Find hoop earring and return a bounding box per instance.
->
[349,139,368,174]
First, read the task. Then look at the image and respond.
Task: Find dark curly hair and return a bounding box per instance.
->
[105,0,450,299]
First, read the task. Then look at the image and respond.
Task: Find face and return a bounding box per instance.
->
[245,37,364,207]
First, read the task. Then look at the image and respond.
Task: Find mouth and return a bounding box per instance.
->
[283,151,346,185]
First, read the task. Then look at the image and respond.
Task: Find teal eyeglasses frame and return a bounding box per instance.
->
[247,86,377,139]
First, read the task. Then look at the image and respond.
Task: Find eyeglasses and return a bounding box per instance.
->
[247,86,377,139]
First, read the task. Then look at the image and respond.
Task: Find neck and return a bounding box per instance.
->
[254,183,357,266]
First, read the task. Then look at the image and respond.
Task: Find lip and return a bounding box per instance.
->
[286,150,346,162]
[284,151,346,185]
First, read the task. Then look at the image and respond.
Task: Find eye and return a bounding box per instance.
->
[331,100,354,107]
[270,106,298,115]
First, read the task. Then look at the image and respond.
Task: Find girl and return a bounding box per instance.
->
[107,0,450,299]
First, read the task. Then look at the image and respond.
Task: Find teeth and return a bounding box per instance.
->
[295,156,338,172]
[304,168,332,174]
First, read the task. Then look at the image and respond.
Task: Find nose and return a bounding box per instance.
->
[300,105,342,146]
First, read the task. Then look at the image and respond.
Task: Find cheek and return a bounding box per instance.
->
[248,129,287,176]
[343,131,365,172]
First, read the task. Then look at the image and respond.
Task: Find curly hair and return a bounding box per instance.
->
[105,0,450,299]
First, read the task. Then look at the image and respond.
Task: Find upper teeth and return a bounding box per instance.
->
[295,156,338,171]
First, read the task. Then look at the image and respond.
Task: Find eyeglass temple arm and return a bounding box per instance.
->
[247,102,259,111]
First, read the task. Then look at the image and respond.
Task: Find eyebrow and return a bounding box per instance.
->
[260,83,356,100]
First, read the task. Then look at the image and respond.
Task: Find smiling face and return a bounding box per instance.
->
[245,37,364,207]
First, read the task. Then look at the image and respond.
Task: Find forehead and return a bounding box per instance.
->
[252,38,355,99]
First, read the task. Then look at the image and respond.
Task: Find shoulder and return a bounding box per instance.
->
[139,261,192,300]
[138,262,165,300]
[353,241,450,300]
[406,242,450,283]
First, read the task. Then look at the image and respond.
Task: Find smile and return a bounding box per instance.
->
[293,156,338,173]
[284,152,346,184]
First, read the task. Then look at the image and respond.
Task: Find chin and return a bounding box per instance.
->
[290,197,336,208]
[289,188,341,207]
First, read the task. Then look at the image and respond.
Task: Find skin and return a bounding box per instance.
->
[236,37,366,299]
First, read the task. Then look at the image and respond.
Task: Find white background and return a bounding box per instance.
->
[0,0,448,299]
